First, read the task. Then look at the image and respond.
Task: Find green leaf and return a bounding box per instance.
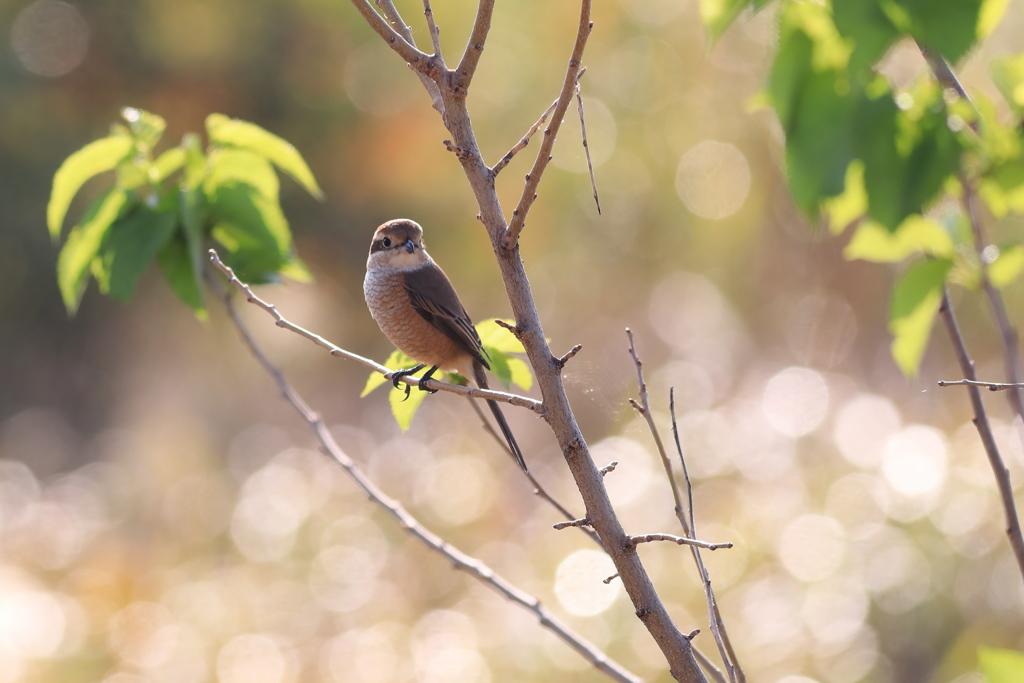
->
[121,108,166,152]
[832,0,901,76]
[699,0,772,41]
[988,244,1024,288]
[506,357,533,392]
[978,647,1024,683]
[889,259,952,377]
[48,133,134,240]
[93,205,179,302]
[205,149,294,283]
[991,53,1024,115]
[56,189,129,314]
[182,133,206,188]
[389,381,429,431]
[206,113,323,199]
[844,214,954,263]
[150,148,186,184]
[280,256,313,284]
[476,319,525,353]
[979,158,1024,218]
[857,86,964,231]
[824,161,868,234]
[157,231,207,318]
[488,348,513,390]
[979,0,1011,39]
[362,349,418,397]
[893,0,984,65]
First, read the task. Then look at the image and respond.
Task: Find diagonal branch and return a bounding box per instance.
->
[938,289,1024,583]
[349,0,435,74]
[492,99,558,176]
[208,250,543,414]
[375,0,445,114]
[503,3,593,249]
[454,0,495,93]
[208,271,641,683]
[422,0,444,60]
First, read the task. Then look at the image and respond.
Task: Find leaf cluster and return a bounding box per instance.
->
[706,0,1024,377]
[48,108,322,317]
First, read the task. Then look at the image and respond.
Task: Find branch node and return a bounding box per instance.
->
[685,629,700,641]
[599,461,618,476]
[603,573,620,585]
[555,343,583,371]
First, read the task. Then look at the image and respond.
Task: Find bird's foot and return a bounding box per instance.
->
[391,364,426,401]
[417,366,440,394]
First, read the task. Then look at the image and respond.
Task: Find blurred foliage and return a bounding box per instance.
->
[5,1,1024,683]
[49,108,321,317]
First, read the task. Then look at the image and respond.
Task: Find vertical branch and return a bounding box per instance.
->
[375,0,445,113]
[962,181,1024,430]
[938,290,1024,582]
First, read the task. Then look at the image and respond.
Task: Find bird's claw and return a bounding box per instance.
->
[418,376,439,394]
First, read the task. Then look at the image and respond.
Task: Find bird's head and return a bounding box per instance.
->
[367,219,429,271]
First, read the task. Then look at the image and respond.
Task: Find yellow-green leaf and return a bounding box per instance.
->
[121,108,166,152]
[989,245,1024,288]
[991,53,1024,114]
[506,357,533,391]
[206,113,323,199]
[978,647,1024,683]
[889,259,952,378]
[824,161,867,235]
[48,134,134,240]
[844,215,954,263]
[150,148,186,184]
[362,349,418,397]
[56,189,129,314]
[476,319,525,353]
[389,381,429,431]
[979,0,1011,40]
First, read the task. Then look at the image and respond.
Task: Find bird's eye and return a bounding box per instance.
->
[382,237,392,248]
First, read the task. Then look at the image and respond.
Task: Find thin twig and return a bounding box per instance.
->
[939,379,1024,391]
[492,100,558,176]
[628,330,741,682]
[554,517,593,530]
[208,275,640,683]
[938,289,1024,582]
[349,0,433,73]
[422,0,443,59]
[375,0,444,114]
[556,344,583,372]
[599,461,618,476]
[503,4,593,249]
[669,390,742,683]
[465,397,605,549]
[454,0,495,92]
[630,534,733,551]
[575,69,601,215]
[208,250,543,414]
[962,179,1024,439]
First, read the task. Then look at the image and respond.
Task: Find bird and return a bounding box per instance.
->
[363,218,528,471]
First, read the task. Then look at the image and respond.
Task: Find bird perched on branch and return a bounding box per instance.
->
[364,218,527,471]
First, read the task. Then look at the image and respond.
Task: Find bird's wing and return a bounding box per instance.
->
[403,265,489,369]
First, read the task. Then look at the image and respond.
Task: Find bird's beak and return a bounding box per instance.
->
[403,239,415,254]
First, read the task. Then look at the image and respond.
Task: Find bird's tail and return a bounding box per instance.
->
[473,360,528,471]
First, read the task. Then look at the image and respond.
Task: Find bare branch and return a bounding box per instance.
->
[575,71,601,214]
[422,0,443,60]
[454,0,495,92]
[962,179,1024,436]
[375,0,444,114]
[630,534,733,551]
[916,41,977,128]
[503,4,593,249]
[670,390,743,683]
[465,396,604,549]
[492,100,558,176]
[208,272,640,683]
[554,517,593,530]
[938,289,1024,583]
[939,379,1024,391]
[208,250,543,414]
[349,0,432,72]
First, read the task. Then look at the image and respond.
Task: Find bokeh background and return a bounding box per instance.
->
[4,1,1024,682]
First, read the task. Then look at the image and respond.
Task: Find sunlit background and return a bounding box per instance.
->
[4,1,1024,682]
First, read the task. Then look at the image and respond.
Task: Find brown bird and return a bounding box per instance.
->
[364,218,527,471]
